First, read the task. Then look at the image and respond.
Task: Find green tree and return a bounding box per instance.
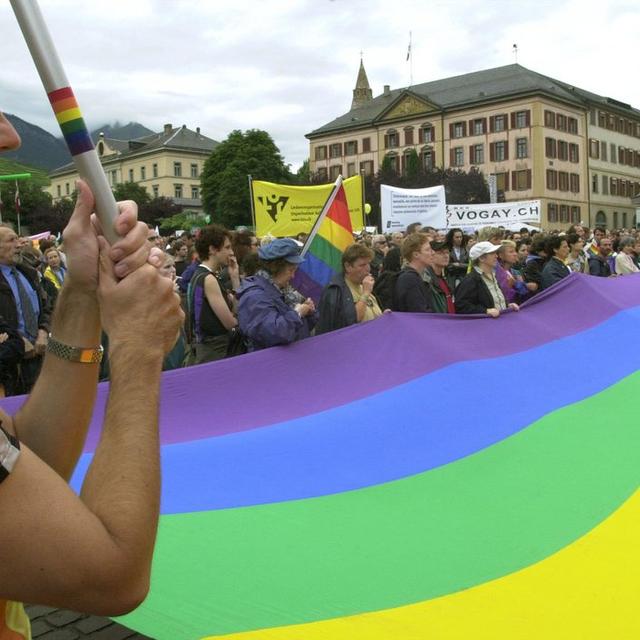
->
[294,159,311,185]
[401,149,424,188]
[112,181,151,206]
[138,196,183,226]
[159,211,208,233]
[200,129,292,228]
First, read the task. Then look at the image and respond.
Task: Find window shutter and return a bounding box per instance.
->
[469,145,474,164]
[510,112,516,129]
[384,134,389,149]
[482,118,487,134]
[418,128,424,144]
[490,143,495,162]
[449,123,454,139]
[504,172,510,191]
[526,169,532,189]
[462,122,467,137]
[511,171,517,189]
[449,148,455,166]
[525,110,531,127]
[504,142,509,160]
[431,128,436,142]
[489,116,495,133]
[468,120,474,135]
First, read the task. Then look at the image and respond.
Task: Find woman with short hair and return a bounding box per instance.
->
[615,236,640,275]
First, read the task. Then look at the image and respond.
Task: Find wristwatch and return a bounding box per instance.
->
[46,336,104,363]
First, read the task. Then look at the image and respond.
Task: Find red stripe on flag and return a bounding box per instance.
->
[48,86,74,104]
[326,185,352,233]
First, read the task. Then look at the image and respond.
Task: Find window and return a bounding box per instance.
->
[384,131,398,149]
[592,174,598,193]
[613,211,619,228]
[152,185,159,198]
[598,112,607,128]
[471,144,484,164]
[496,172,509,193]
[568,117,578,134]
[493,114,507,132]
[128,169,134,181]
[422,148,434,171]
[610,143,617,163]
[491,140,508,162]
[65,182,70,195]
[191,186,199,199]
[516,138,528,159]
[570,173,580,193]
[140,166,146,180]
[602,175,608,195]
[618,147,625,164]
[620,181,628,197]
[570,206,580,223]
[545,137,557,158]
[317,167,328,181]
[347,162,356,177]
[173,162,182,177]
[191,164,198,178]
[514,110,530,128]
[600,141,607,161]
[569,143,579,163]
[558,172,569,191]
[152,163,158,178]
[57,185,61,197]
[174,184,183,198]
[362,137,371,152]
[547,169,557,190]
[403,128,414,146]
[329,143,342,158]
[512,169,531,191]
[452,122,466,138]
[315,146,327,161]
[329,164,342,180]
[420,125,435,143]
[560,205,569,223]
[111,170,117,184]
[345,140,358,156]
[453,146,464,166]
[558,141,568,161]
[596,211,607,226]
[360,160,374,176]
[623,212,628,228]
[548,203,558,223]
[588,139,599,159]
[556,114,567,131]
[473,119,485,135]
[544,110,556,127]
[589,110,596,126]
[610,178,617,196]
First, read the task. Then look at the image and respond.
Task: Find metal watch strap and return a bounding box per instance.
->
[46,336,104,364]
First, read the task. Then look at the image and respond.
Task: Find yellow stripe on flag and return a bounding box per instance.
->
[318,216,354,252]
[55,107,83,125]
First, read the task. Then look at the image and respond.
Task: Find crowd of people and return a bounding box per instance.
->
[3,214,640,395]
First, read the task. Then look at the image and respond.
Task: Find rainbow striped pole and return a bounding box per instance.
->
[10,0,119,244]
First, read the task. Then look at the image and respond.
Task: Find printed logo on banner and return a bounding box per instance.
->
[257,194,290,223]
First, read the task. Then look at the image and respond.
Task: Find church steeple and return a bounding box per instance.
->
[351,57,373,110]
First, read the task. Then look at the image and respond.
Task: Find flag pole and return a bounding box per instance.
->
[300,175,342,259]
[247,174,256,231]
[10,0,119,244]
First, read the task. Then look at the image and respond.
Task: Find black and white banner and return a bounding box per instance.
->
[446,200,541,229]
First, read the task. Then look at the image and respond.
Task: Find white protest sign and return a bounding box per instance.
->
[380,184,446,231]
[445,200,541,229]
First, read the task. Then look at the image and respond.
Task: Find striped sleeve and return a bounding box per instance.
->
[0,425,20,484]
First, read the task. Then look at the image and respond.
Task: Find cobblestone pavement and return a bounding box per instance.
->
[26,605,153,640]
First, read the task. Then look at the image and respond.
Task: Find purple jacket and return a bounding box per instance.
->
[237,275,316,351]
[495,261,529,304]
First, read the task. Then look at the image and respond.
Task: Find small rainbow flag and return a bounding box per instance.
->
[48,87,94,156]
[294,177,353,301]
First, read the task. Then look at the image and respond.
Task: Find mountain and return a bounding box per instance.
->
[0,157,50,186]
[3,113,71,172]
[90,121,154,142]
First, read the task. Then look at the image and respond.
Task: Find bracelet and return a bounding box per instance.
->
[46,336,104,364]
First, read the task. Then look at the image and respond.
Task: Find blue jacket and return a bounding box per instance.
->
[237,275,316,351]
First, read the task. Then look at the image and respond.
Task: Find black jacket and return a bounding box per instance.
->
[454,269,495,315]
[0,262,52,336]
[0,314,25,390]
[316,274,358,335]
[393,267,433,313]
[588,255,611,277]
[541,257,571,290]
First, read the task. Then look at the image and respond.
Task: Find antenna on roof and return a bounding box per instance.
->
[406,31,413,87]
[512,43,518,64]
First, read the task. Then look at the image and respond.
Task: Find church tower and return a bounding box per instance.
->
[351,58,373,110]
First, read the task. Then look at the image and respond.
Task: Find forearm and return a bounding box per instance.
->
[79,343,164,584]
[14,280,101,479]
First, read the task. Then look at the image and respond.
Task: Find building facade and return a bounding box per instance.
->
[307,64,640,229]
[48,124,218,210]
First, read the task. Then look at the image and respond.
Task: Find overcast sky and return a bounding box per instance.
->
[2,0,638,170]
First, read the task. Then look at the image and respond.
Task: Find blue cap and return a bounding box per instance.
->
[258,238,304,263]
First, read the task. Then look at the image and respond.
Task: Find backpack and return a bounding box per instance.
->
[373,270,401,311]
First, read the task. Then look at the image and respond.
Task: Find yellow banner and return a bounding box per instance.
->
[252,176,364,237]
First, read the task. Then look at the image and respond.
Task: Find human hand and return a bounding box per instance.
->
[486,308,500,318]
[508,303,520,312]
[0,332,7,344]
[22,337,36,359]
[526,282,538,292]
[362,275,375,295]
[97,237,184,357]
[34,329,48,356]
[295,302,313,318]
[62,180,162,293]
[304,297,316,313]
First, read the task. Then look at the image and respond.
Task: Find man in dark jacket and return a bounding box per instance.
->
[541,236,571,289]
[393,233,435,313]
[588,237,613,277]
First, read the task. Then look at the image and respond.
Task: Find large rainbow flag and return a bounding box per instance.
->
[2,273,639,639]
[293,180,353,302]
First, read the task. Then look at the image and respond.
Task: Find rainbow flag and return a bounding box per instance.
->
[48,87,93,156]
[293,178,353,301]
[2,274,639,639]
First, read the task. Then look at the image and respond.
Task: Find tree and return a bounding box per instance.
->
[401,149,424,188]
[440,167,490,204]
[200,129,293,228]
[158,211,208,233]
[138,197,182,227]
[294,159,311,185]
[112,181,151,207]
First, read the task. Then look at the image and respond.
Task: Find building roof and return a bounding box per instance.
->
[307,64,640,138]
[50,124,218,176]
